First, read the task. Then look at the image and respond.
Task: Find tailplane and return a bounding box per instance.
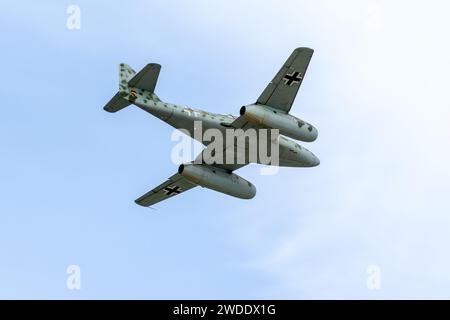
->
[104,63,161,113]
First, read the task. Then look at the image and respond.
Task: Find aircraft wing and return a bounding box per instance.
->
[135,173,197,207]
[256,47,313,113]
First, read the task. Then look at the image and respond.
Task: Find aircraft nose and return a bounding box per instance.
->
[280,139,320,168]
[306,151,320,167]
[296,147,320,167]
[311,154,320,167]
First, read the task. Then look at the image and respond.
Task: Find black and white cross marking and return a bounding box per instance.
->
[283,71,302,86]
[163,185,182,196]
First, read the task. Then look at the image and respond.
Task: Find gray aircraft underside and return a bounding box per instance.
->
[104,47,319,206]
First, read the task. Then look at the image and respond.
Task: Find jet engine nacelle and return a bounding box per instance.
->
[178,164,256,199]
[240,104,318,142]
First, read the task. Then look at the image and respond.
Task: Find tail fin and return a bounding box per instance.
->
[119,63,136,93]
[128,63,160,93]
[104,63,161,113]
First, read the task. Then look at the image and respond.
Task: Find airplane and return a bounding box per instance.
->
[104,47,320,207]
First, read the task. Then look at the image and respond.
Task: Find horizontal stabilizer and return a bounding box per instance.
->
[103,92,131,113]
[128,63,161,93]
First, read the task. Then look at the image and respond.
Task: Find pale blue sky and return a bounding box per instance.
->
[1,0,450,299]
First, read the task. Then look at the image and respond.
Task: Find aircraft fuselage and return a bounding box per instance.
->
[133,95,319,168]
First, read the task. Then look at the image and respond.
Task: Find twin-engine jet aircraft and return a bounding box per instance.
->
[104,47,319,206]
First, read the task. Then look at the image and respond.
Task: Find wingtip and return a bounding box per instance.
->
[134,199,158,210]
[134,198,145,206]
